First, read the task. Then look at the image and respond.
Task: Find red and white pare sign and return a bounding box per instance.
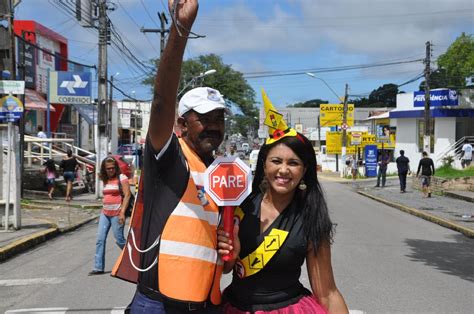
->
[204,157,253,206]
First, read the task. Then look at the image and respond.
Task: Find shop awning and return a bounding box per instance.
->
[72,104,97,125]
[25,89,56,112]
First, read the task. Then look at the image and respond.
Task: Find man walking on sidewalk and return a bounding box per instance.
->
[416,151,435,198]
[461,139,472,168]
[375,150,390,187]
[396,150,410,193]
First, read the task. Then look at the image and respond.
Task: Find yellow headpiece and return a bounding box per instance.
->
[262,89,297,145]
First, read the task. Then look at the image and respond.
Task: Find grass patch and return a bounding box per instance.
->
[435,165,474,178]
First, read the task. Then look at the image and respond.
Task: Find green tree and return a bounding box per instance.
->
[287,99,328,108]
[143,54,258,136]
[437,33,474,89]
[368,83,398,107]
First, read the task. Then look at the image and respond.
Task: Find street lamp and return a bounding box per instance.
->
[305,72,341,103]
[177,69,217,97]
[305,73,341,151]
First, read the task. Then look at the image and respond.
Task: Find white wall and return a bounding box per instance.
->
[390,118,418,173]
[433,117,456,166]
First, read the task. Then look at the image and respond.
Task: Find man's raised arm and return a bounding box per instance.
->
[147,0,198,152]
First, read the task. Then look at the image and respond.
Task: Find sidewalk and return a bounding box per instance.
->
[0,193,102,262]
[319,173,474,238]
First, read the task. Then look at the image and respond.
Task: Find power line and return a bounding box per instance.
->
[244,59,423,79]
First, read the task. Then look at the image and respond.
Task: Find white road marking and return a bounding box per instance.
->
[6,308,68,313]
[0,277,64,286]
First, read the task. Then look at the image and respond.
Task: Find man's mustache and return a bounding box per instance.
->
[199,131,222,139]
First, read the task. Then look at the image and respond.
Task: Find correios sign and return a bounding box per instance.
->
[204,157,252,206]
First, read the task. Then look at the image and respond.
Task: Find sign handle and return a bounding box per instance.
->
[222,205,234,262]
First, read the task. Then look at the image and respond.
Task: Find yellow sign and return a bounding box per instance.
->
[264,109,283,129]
[361,134,376,147]
[320,104,355,127]
[326,131,342,154]
[377,134,396,149]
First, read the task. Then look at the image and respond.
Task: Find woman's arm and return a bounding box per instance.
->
[306,240,348,313]
[217,225,240,273]
[119,177,131,225]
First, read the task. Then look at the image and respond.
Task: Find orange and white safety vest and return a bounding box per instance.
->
[112,138,223,304]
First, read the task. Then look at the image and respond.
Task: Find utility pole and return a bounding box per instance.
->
[340,83,349,177]
[140,12,169,57]
[423,41,432,154]
[95,0,109,197]
[0,0,14,76]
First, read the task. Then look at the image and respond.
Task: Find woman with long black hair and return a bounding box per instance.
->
[218,91,347,313]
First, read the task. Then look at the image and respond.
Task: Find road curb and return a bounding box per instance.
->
[357,191,474,238]
[0,215,99,263]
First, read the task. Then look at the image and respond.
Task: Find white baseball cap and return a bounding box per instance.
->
[178,87,232,117]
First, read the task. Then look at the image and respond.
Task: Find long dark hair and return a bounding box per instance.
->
[99,156,121,184]
[252,133,334,253]
[44,159,57,175]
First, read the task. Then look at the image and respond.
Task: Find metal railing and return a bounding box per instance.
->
[436,135,474,165]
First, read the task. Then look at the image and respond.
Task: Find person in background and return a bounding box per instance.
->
[375,150,390,187]
[36,125,47,145]
[43,159,57,200]
[350,154,358,182]
[416,151,435,198]
[59,149,80,201]
[218,91,348,313]
[460,139,472,168]
[89,156,130,275]
[396,150,410,193]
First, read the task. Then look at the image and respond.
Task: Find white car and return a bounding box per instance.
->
[249,149,260,173]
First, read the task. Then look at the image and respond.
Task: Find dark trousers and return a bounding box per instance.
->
[376,167,387,187]
[398,171,408,191]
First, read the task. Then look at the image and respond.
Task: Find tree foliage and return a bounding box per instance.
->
[420,33,474,90]
[437,33,474,89]
[287,99,328,108]
[143,54,258,136]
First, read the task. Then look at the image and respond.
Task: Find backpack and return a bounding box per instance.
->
[118,178,135,217]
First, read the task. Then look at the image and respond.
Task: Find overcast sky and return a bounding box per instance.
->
[16,0,473,107]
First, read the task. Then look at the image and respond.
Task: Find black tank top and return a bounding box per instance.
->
[223,193,311,311]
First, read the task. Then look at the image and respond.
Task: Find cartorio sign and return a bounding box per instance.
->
[320,104,355,127]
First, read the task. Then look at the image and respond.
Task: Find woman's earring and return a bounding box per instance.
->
[298,180,307,190]
[259,177,268,193]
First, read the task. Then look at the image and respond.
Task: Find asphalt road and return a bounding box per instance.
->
[1,181,473,313]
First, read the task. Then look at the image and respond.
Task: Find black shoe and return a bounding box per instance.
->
[428,193,431,198]
[375,185,380,187]
[88,270,104,276]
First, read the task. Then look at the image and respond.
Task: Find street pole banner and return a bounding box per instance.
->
[0,80,25,94]
[364,145,378,177]
[326,131,342,155]
[48,71,92,104]
[320,104,355,127]
[0,95,24,122]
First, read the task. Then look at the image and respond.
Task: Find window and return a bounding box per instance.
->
[417,119,435,153]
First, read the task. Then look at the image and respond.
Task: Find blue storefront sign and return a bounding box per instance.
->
[413,89,458,107]
[49,71,92,105]
[364,145,378,177]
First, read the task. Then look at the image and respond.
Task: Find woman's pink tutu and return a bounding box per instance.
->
[222,295,327,314]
